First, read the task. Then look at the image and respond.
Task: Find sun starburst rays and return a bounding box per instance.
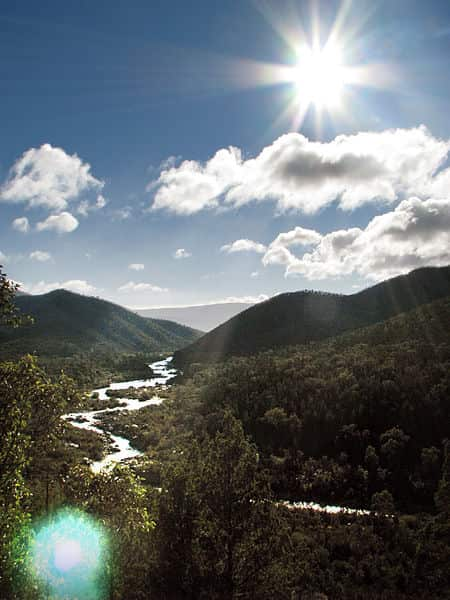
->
[224,2,397,136]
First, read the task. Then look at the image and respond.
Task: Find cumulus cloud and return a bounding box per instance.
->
[36,212,79,233]
[1,144,103,212]
[262,196,450,282]
[0,251,8,263]
[221,239,267,254]
[118,281,168,293]
[29,250,52,262]
[270,226,322,249]
[173,248,192,259]
[150,146,243,215]
[12,216,30,233]
[22,280,97,295]
[129,263,145,271]
[149,127,450,215]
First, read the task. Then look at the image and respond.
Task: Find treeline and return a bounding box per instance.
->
[38,351,159,392]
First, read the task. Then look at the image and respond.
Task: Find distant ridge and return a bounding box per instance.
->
[136,302,253,332]
[174,265,450,366]
[0,289,201,358]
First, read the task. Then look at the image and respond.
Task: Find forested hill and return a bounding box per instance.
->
[174,265,450,365]
[0,289,202,358]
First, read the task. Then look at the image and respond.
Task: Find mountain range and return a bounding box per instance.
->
[0,289,201,358]
[3,265,449,365]
[173,265,450,366]
[135,302,254,332]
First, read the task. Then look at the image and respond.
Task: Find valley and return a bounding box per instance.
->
[2,265,450,599]
[4,4,450,596]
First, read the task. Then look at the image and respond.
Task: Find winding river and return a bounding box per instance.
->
[63,356,371,516]
[63,357,176,472]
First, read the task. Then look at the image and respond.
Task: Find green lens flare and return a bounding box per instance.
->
[27,507,110,600]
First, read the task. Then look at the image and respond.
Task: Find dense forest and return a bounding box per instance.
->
[1,266,450,599]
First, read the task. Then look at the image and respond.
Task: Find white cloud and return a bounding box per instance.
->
[0,251,7,263]
[118,281,168,293]
[270,226,322,249]
[159,155,181,170]
[96,194,107,209]
[129,263,145,271]
[150,146,243,215]
[221,239,267,254]
[149,127,450,215]
[77,201,89,217]
[220,294,269,304]
[77,194,107,217]
[36,212,79,233]
[29,250,52,262]
[12,216,30,233]
[173,248,192,259]
[22,279,97,295]
[262,196,450,282]
[112,206,132,220]
[1,143,103,211]
[250,271,259,278]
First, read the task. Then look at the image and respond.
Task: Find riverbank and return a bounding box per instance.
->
[63,357,177,472]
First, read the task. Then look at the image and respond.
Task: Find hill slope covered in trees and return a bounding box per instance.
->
[0,289,202,358]
[172,294,450,513]
[174,265,450,365]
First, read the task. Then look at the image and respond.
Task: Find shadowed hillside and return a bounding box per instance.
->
[0,289,202,358]
[174,265,450,366]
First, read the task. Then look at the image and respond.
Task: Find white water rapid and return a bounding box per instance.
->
[63,357,176,472]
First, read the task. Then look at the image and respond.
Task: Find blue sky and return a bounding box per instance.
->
[1,0,450,307]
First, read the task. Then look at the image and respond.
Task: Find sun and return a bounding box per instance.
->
[293,43,348,109]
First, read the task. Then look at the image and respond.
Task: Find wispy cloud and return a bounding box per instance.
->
[118,281,168,293]
[12,216,30,233]
[173,248,192,259]
[29,250,52,262]
[111,206,133,220]
[220,294,269,304]
[77,194,107,216]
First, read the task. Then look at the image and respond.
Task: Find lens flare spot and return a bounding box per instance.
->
[53,538,83,572]
[26,508,111,600]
